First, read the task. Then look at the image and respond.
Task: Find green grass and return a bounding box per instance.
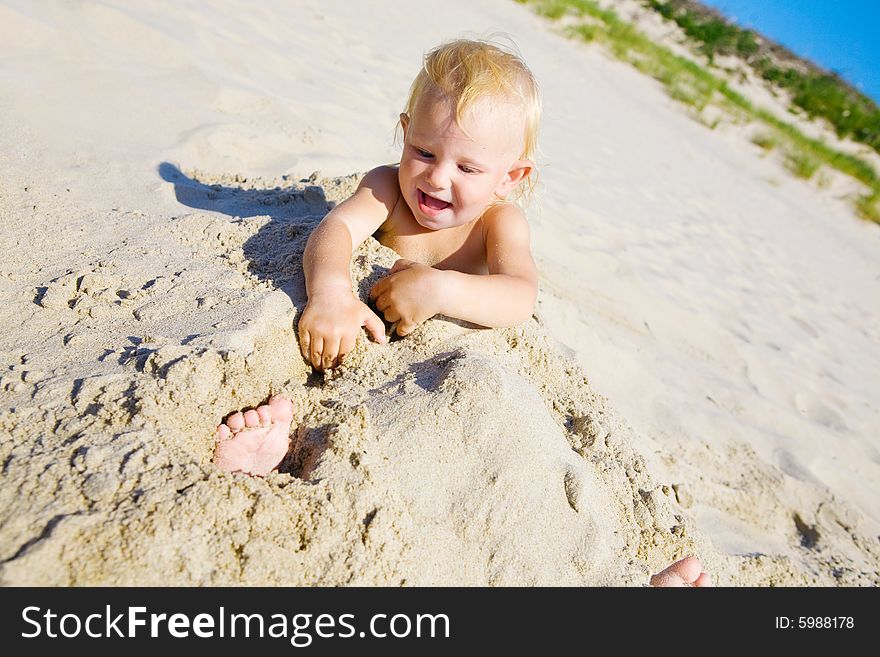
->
[644,0,760,62]
[783,152,820,180]
[516,0,880,224]
[751,133,777,151]
[641,1,880,155]
[856,193,880,223]
[528,0,569,19]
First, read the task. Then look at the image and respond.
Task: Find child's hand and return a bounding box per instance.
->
[298,286,387,371]
[369,259,445,336]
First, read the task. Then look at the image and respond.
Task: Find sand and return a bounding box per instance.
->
[0,171,696,585]
[0,0,877,586]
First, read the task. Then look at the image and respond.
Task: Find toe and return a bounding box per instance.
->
[673,556,704,584]
[650,556,705,587]
[257,405,273,426]
[268,396,294,424]
[216,424,231,441]
[227,412,245,431]
[694,572,713,587]
[243,409,260,427]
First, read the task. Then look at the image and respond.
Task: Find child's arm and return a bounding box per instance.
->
[369,204,538,335]
[298,167,398,370]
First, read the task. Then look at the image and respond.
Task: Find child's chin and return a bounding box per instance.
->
[410,204,452,229]
[415,214,449,230]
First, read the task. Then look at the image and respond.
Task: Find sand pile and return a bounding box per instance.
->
[1,171,712,585]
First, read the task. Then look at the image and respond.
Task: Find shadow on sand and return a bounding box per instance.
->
[157,162,337,306]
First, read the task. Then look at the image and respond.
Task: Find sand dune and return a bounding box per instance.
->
[0,0,877,585]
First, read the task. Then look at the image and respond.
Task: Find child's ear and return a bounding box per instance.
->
[495,158,534,197]
[399,113,410,136]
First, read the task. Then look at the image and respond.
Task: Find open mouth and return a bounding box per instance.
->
[417,189,452,214]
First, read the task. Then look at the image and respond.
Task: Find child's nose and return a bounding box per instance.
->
[425,163,451,189]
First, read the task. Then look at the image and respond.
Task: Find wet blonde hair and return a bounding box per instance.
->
[401,37,541,164]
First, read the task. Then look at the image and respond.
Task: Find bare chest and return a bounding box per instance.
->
[375,200,488,274]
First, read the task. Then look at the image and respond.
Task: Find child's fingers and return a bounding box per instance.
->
[310,335,324,370]
[362,309,388,344]
[321,336,340,371]
[382,308,401,323]
[389,258,414,274]
[369,277,388,301]
[339,332,358,358]
[396,320,416,336]
[373,292,390,312]
[299,328,311,361]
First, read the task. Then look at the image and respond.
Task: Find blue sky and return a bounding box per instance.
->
[698,0,880,103]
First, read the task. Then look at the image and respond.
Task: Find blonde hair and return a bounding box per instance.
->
[401,38,541,163]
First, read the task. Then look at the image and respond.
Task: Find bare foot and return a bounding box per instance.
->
[650,556,712,587]
[213,396,293,476]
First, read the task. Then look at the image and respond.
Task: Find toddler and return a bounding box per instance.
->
[214,38,540,475]
[210,40,712,587]
[298,38,541,370]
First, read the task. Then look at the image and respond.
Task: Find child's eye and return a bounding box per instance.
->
[459,165,478,174]
[414,147,433,158]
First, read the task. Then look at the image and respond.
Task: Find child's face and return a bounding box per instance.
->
[398,91,530,231]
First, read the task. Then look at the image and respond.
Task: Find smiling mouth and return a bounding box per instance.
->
[417,189,452,214]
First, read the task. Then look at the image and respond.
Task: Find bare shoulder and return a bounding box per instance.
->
[481,201,531,243]
[328,165,400,245]
[481,201,536,280]
[355,165,401,211]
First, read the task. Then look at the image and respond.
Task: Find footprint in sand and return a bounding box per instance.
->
[213,396,293,476]
[793,390,848,431]
[789,314,819,339]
